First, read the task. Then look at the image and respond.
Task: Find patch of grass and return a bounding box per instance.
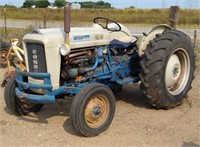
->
[0,27,34,42]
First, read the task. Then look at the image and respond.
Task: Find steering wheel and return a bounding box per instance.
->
[93,17,121,32]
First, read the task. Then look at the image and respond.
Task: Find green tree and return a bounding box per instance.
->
[79,1,95,8]
[79,1,111,9]
[96,1,111,8]
[54,0,66,8]
[128,6,135,9]
[22,0,35,8]
[35,0,50,8]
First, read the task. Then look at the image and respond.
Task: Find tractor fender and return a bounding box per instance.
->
[138,24,172,56]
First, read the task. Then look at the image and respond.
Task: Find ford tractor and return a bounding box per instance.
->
[4,3,195,137]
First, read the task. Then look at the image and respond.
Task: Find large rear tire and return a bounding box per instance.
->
[70,83,116,137]
[139,30,195,109]
[4,76,43,116]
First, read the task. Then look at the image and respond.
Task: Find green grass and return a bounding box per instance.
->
[0,27,34,42]
[0,8,199,27]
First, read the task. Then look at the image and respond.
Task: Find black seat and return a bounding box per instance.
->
[109,36,137,50]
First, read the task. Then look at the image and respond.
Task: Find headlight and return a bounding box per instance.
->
[59,44,71,56]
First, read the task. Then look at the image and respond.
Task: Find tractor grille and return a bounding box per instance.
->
[26,43,47,73]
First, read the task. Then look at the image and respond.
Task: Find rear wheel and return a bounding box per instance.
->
[139,30,195,109]
[70,83,116,137]
[4,76,43,116]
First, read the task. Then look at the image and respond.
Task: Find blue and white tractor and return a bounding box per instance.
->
[4,4,195,137]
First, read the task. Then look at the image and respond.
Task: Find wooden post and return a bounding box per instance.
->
[3,8,7,37]
[169,6,180,28]
[43,9,46,28]
[194,30,197,48]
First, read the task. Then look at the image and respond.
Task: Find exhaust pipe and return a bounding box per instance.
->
[64,2,70,44]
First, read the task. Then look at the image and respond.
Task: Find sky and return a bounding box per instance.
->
[0,0,200,9]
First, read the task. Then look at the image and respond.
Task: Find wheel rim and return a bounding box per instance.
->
[165,48,190,95]
[85,94,109,128]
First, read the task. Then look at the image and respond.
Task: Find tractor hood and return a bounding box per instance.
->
[23,23,131,49]
[22,23,131,90]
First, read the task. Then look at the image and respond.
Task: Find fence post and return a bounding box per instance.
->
[194,30,197,48]
[169,6,180,28]
[43,9,46,28]
[3,8,7,37]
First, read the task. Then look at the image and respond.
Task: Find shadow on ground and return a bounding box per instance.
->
[63,118,83,137]
[182,142,200,147]
[116,84,151,109]
[5,96,73,124]
[4,84,151,136]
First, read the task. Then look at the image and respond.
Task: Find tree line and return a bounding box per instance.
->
[22,0,65,8]
[21,0,112,8]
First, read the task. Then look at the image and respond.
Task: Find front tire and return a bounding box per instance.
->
[139,30,195,109]
[70,83,116,137]
[4,76,43,116]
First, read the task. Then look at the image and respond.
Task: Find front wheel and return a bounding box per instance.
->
[70,84,116,137]
[4,76,43,116]
[139,30,195,109]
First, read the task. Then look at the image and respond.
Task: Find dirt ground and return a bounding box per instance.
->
[0,68,199,147]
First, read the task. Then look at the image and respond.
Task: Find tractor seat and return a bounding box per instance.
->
[110,36,137,49]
